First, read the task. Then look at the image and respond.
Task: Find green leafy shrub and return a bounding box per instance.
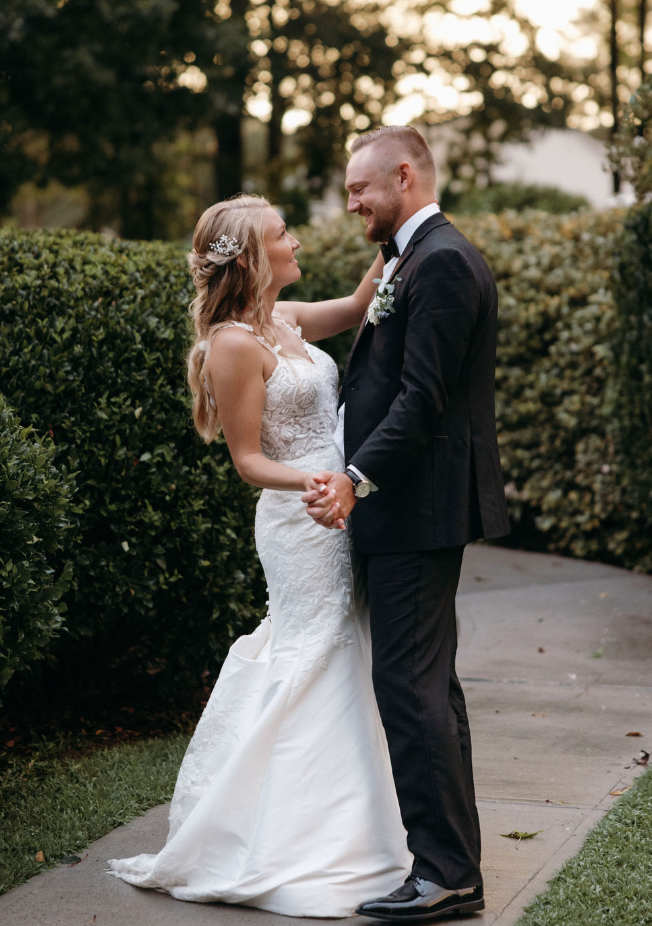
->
[457,209,632,566]
[0,208,649,714]
[606,203,652,571]
[0,229,264,707]
[0,396,74,696]
[607,73,652,204]
[440,182,590,216]
[288,215,378,370]
[288,209,650,572]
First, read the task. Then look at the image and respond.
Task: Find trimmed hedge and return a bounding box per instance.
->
[287,208,651,573]
[0,208,650,706]
[440,182,590,216]
[607,203,652,567]
[0,397,74,695]
[460,209,642,568]
[0,229,264,705]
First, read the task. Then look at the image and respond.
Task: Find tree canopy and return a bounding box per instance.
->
[1,0,647,237]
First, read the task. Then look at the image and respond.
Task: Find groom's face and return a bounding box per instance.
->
[345,147,403,244]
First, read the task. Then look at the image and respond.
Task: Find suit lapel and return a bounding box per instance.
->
[343,212,451,377]
[341,311,369,399]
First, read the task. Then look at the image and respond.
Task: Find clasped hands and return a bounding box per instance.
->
[301,471,356,530]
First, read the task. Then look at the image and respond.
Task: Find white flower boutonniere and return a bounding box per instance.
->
[368,276,401,326]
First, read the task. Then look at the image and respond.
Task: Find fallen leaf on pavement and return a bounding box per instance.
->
[35,851,45,862]
[626,732,642,737]
[537,647,546,653]
[610,787,631,796]
[500,830,543,845]
[532,712,548,717]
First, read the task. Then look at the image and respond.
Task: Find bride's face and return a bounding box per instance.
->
[263,209,301,289]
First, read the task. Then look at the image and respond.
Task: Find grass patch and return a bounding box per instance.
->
[515,769,652,926]
[0,734,190,895]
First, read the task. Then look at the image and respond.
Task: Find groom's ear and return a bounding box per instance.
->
[398,161,413,191]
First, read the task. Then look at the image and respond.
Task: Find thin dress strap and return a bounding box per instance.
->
[214,320,282,357]
[272,311,306,344]
[203,321,281,409]
[271,312,314,368]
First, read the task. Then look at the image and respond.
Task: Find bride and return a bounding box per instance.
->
[107,194,411,916]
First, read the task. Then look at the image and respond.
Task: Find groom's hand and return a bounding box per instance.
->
[301,471,356,529]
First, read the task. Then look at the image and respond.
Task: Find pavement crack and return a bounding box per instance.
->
[459,676,652,693]
[493,814,597,926]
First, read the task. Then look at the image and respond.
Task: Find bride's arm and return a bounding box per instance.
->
[207,329,339,504]
[274,250,383,342]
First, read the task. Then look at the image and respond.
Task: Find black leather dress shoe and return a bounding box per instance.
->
[355,876,484,921]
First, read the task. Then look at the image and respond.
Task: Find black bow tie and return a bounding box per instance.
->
[380,235,400,263]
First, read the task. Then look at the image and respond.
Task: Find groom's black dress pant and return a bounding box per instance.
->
[354,544,482,891]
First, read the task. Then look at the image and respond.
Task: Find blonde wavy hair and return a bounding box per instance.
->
[187,194,274,443]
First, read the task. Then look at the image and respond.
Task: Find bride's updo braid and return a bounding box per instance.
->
[187,194,273,443]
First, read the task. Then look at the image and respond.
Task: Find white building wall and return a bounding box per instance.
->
[491,127,633,209]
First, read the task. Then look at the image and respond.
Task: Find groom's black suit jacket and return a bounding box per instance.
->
[342,211,510,554]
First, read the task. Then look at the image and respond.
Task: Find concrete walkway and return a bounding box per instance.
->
[1,545,650,926]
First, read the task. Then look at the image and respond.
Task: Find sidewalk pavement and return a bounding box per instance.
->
[1,544,650,926]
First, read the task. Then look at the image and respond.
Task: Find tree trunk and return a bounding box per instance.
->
[640,0,648,81]
[214,0,249,200]
[610,0,621,194]
[266,72,285,202]
[268,88,284,164]
[215,110,244,199]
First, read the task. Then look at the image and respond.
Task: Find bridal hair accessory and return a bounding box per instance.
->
[208,234,243,258]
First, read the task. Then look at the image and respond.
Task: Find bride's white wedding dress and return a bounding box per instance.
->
[107,316,411,917]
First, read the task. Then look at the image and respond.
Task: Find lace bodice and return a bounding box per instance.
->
[217,315,340,462]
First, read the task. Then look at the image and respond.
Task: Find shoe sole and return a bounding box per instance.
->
[355,899,485,922]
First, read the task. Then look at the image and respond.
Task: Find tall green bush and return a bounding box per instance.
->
[440,182,590,216]
[607,73,652,204]
[459,209,629,565]
[288,209,650,573]
[0,229,264,706]
[0,397,74,696]
[0,209,649,714]
[606,203,652,571]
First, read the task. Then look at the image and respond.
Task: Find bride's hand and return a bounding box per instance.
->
[302,472,351,530]
[301,471,333,504]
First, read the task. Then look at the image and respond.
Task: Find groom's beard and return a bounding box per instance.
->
[361,187,402,244]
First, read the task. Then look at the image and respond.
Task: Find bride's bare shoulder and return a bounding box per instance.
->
[211,324,256,349]
[208,325,266,376]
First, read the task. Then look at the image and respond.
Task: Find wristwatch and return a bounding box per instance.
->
[345,467,372,498]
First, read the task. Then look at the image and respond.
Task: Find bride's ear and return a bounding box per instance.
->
[237,252,248,270]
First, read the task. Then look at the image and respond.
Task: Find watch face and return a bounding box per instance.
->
[355,481,371,498]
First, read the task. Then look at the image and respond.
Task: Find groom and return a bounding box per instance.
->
[302,126,510,920]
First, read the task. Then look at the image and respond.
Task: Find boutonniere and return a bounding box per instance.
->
[368,274,402,326]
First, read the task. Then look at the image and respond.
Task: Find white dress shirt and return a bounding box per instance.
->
[333,202,442,486]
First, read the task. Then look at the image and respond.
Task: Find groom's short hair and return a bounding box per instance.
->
[350,126,436,188]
